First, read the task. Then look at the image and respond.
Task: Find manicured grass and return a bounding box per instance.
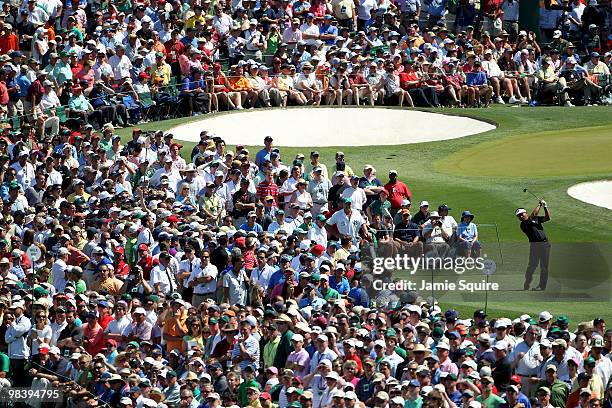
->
[436,125,612,177]
[116,105,612,323]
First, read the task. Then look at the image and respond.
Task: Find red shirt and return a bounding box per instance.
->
[98,313,113,331]
[84,322,105,355]
[349,73,368,86]
[27,79,45,104]
[164,38,186,63]
[256,180,279,206]
[0,81,8,105]
[0,34,19,55]
[399,70,420,90]
[384,180,412,209]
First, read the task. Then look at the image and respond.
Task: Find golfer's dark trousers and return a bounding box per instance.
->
[525,242,551,289]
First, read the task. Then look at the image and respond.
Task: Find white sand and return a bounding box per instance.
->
[567,180,612,210]
[169,108,496,147]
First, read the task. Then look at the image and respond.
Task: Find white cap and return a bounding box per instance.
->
[469,402,482,408]
[493,341,508,351]
[407,304,421,313]
[436,342,450,350]
[515,208,527,216]
[420,200,429,207]
[374,339,386,348]
[291,333,304,342]
[539,311,553,322]
[494,320,507,329]
[133,307,146,315]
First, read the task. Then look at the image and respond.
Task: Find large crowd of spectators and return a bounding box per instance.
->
[0,0,611,141]
[0,0,611,407]
[1,127,611,408]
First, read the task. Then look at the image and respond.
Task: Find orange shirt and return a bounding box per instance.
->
[0,34,19,55]
[163,309,188,352]
[229,76,251,91]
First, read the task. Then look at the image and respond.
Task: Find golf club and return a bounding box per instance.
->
[523,188,541,201]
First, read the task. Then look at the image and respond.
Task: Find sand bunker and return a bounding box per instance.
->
[567,180,612,210]
[169,108,496,147]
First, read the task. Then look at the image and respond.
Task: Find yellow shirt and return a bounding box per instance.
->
[185,15,206,29]
[537,66,557,81]
[151,63,172,86]
[275,75,294,91]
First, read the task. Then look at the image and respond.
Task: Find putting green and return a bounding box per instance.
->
[435,124,612,177]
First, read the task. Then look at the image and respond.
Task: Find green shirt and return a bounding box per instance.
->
[238,378,260,406]
[368,199,391,218]
[538,380,569,408]
[263,335,280,370]
[477,393,505,408]
[0,352,9,373]
[320,287,341,300]
[68,94,90,111]
[75,279,86,295]
[405,396,423,408]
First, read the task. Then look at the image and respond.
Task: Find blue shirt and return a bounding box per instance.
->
[10,266,25,280]
[15,74,31,98]
[457,221,478,241]
[320,24,339,45]
[466,71,488,86]
[428,0,448,17]
[238,222,264,233]
[328,274,350,294]
[348,286,369,307]
[255,148,271,169]
[181,76,205,94]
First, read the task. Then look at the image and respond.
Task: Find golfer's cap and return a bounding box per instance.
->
[420,200,429,207]
[493,341,507,351]
[389,169,398,175]
[515,208,527,216]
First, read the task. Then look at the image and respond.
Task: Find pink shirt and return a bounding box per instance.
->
[439,357,459,375]
[287,349,311,379]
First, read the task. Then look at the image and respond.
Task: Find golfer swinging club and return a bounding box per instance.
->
[516,200,551,291]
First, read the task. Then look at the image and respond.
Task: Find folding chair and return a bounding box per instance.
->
[122,94,141,123]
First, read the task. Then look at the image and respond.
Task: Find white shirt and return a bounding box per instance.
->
[250,264,276,288]
[358,0,378,20]
[104,315,132,341]
[108,54,133,80]
[51,258,68,292]
[223,269,248,306]
[308,224,328,249]
[150,263,177,293]
[326,209,366,240]
[187,262,218,295]
[341,186,367,211]
[569,3,586,32]
[300,23,320,45]
[510,340,541,376]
